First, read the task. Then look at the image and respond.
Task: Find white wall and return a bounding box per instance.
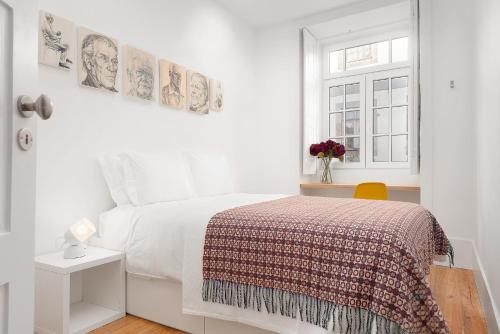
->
[475,0,500,326]
[253,24,303,195]
[422,0,477,241]
[35,0,257,254]
[308,1,409,40]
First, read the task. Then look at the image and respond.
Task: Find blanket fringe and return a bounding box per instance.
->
[202,279,408,334]
[447,242,455,268]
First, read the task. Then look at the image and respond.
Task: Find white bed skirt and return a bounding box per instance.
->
[127,273,274,334]
[127,274,380,334]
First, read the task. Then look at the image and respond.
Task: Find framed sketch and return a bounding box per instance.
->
[78,27,119,93]
[159,59,186,109]
[210,79,223,112]
[187,70,209,114]
[123,46,156,101]
[38,11,75,70]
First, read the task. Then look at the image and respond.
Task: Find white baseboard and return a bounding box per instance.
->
[434,237,499,333]
[34,326,55,334]
[433,237,475,269]
[472,243,500,334]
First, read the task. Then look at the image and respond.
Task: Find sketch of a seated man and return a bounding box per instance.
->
[41,13,72,69]
[162,64,184,107]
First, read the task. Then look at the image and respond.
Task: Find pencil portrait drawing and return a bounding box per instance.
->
[38,11,74,70]
[159,60,186,109]
[78,27,119,93]
[187,71,209,114]
[123,46,156,101]
[210,79,223,112]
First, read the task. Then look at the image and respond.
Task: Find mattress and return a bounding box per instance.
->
[94,193,287,281]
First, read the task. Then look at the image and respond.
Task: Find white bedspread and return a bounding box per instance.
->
[94,193,339,334]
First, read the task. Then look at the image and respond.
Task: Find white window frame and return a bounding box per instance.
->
[366,68,412,169]
[320,28,413,171]
[324,75,366,169]
[323,29,410,80]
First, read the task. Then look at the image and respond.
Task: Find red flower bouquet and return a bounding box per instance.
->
[309,140,345,183]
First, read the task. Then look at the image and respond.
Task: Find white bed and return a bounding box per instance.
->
[92,193,357,334]
[94,152,380,333]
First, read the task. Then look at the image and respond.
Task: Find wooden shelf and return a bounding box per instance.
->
[300,183,420,191]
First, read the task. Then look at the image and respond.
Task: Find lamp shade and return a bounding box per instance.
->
[68,218,96,243]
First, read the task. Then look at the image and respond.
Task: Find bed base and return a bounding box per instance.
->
[126,273,274,334]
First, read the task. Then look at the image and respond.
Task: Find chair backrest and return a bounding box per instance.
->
[353,182,388,200]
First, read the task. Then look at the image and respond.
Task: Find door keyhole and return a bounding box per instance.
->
[17,128,33,151]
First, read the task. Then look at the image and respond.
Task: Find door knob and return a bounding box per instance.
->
[17,94,53,120]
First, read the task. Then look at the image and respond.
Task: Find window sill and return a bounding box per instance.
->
[300,183,420,192]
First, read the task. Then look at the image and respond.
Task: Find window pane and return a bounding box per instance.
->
[345,137,360,163]
[392,135,408,162]
[373,79,389,107]
[345,110,360,135]
[329,85,344,111]
[346,41,389,70]
[391,76,408,105]
[329,113,344,137]
[373,108,389,134]
[373,136,389,162]
[329,50,345,73]
[392,106,407,133]
[345,83,360,109]
[392,37,408,63]
[332,138,344,145]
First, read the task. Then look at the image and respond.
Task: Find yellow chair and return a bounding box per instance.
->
[353,182,388,200]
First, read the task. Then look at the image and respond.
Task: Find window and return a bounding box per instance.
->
[366,69,410,167]
[329,37,409,74]
[391,37,409,63]
[324,35,411,169]
[327,75,365,167]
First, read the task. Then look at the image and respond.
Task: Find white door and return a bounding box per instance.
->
[0,0,39,332]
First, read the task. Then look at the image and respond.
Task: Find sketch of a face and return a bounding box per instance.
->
[161,64,183,106]
[159,60,186,109]
[81,34,118,92]
[127,57,154,100]
[46,14,54,25]
[169,65,182,92]
[214,82,223,110]
[209,79,223,112]
[189,72,209,113]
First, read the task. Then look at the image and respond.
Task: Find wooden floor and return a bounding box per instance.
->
[91,266,488,334]
[429,266,488,334]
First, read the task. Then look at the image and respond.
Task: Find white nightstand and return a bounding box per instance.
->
[35,246,125,334]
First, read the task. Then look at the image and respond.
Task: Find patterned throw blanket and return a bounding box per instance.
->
[202,196,453,334]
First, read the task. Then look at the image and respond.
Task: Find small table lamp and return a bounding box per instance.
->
[63,218,96,259]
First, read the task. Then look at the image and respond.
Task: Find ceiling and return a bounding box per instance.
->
[214,0,362,28]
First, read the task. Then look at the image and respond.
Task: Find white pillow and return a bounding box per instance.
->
[99,155,130,206]
[187,153,236,197]
[122,152,195,205]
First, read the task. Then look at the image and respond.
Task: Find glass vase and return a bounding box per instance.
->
[320,158,333,184]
